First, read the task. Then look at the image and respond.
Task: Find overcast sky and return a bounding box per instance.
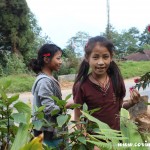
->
[26,0,150,48]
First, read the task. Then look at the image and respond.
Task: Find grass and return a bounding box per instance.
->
[118,61,150,79]
[0,61,149,93]
[0,74,35,93]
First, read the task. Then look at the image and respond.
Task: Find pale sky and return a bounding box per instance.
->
[26,0,150,49]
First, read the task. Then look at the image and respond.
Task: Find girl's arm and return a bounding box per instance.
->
[122,88,140,109]
[74,108,82,129]
[39,79,60,115]
[65,99,74,109]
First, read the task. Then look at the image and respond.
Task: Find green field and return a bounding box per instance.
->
[0,74,35,93]
[0,61,149,93]
[118,61,150,78]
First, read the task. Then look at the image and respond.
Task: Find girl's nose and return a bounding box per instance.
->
[97,59,104,65]
[59,59,62,64]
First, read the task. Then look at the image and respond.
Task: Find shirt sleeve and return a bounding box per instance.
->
[38,78,60,115]
[73,82,85,105]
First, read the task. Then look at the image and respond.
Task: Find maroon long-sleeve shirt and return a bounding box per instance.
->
[73,78,133,130]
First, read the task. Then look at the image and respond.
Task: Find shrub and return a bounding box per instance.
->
[0,65,4,76]
[4,54,28,75]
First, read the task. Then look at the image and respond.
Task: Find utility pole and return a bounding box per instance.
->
[106,0,111,39]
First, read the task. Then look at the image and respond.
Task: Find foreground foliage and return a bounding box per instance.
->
[0,80,150,150]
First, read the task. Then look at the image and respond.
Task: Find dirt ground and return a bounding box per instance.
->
[60,81,74,90]
[59,77,141,89]
[19,78,150,131]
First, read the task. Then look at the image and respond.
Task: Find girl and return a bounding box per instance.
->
[73,36,140,131]
[29,43,71,148]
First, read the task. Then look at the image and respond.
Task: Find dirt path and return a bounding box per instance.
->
[20,77,150,101]
[18,78,150,114]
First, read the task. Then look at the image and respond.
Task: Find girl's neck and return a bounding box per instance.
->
[90,73,109,88]
[91,73,108,81]
[41,68,53,77]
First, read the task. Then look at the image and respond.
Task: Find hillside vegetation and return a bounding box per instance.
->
[0,61,149,93]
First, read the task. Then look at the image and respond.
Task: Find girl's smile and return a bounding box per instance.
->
[88,43,112,76]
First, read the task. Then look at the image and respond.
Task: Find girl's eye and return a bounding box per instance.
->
[103,55,109,59]
[57,57,62,61]
[93,56,99,59]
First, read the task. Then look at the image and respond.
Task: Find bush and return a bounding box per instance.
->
[3,54,28,75]
[0,74,35,93]
[0,65,4,76]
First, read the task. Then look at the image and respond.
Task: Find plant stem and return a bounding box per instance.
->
[1,107,4,149]
[7,105,10,149]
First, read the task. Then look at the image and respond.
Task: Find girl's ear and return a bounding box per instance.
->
[43,57,50,64]
[85,54,89,62]
[110,53,113,62]
[110,58,113,62]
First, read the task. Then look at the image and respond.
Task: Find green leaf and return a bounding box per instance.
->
[77,136,86,145]
[72,144,80,150]
[57,100,67,108]
[78,144,87,150]
[0,91,7,102]
[87,140,112,149]
[11,122,30,150]
[0,127,7,132]
[83,103,88,111]
[8,94,19,105]
[70,103,81,109]
[51,95,60,101]
[0,118,14,126]
[32,120,43,130]
[65,93,72,101]
[20,135,43,150]
[89,108,100,115]
[14,101,31,114]
[120,108,130,119]
[0,101,7,107]
[120,108,144,146]
[0,119,8,125]
[81,111,110,129]
[2,80,11,90]
[12,113,27,124]
[37,105,45,112]
[35,112,44,119]
[51,96,66,108]
[51,109,60,116]
[57,115,69,127]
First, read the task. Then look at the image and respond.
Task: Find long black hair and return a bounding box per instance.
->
[74,36,126,100]
[29,44,62,74]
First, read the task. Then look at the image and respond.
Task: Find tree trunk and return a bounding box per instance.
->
[12,42,21,55]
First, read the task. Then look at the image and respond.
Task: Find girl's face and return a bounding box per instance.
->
[88,43,112,77]
[47,50,62,72]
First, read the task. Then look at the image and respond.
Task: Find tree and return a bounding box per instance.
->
[0,0,34,54]
[139,25,150,49]
[0,0,52,68]
[66,31,91,56]
[121,27,140,55]
[101,25,122,56]
[102,26,142,58]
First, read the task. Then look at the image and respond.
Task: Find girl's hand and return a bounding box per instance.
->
[129,87,140,105]
[65,99,74,109]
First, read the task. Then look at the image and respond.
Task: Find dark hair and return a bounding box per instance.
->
[29,44,62,74]
[74,36,126,100]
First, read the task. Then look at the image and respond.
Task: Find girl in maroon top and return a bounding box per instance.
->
[73,36,140,131]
